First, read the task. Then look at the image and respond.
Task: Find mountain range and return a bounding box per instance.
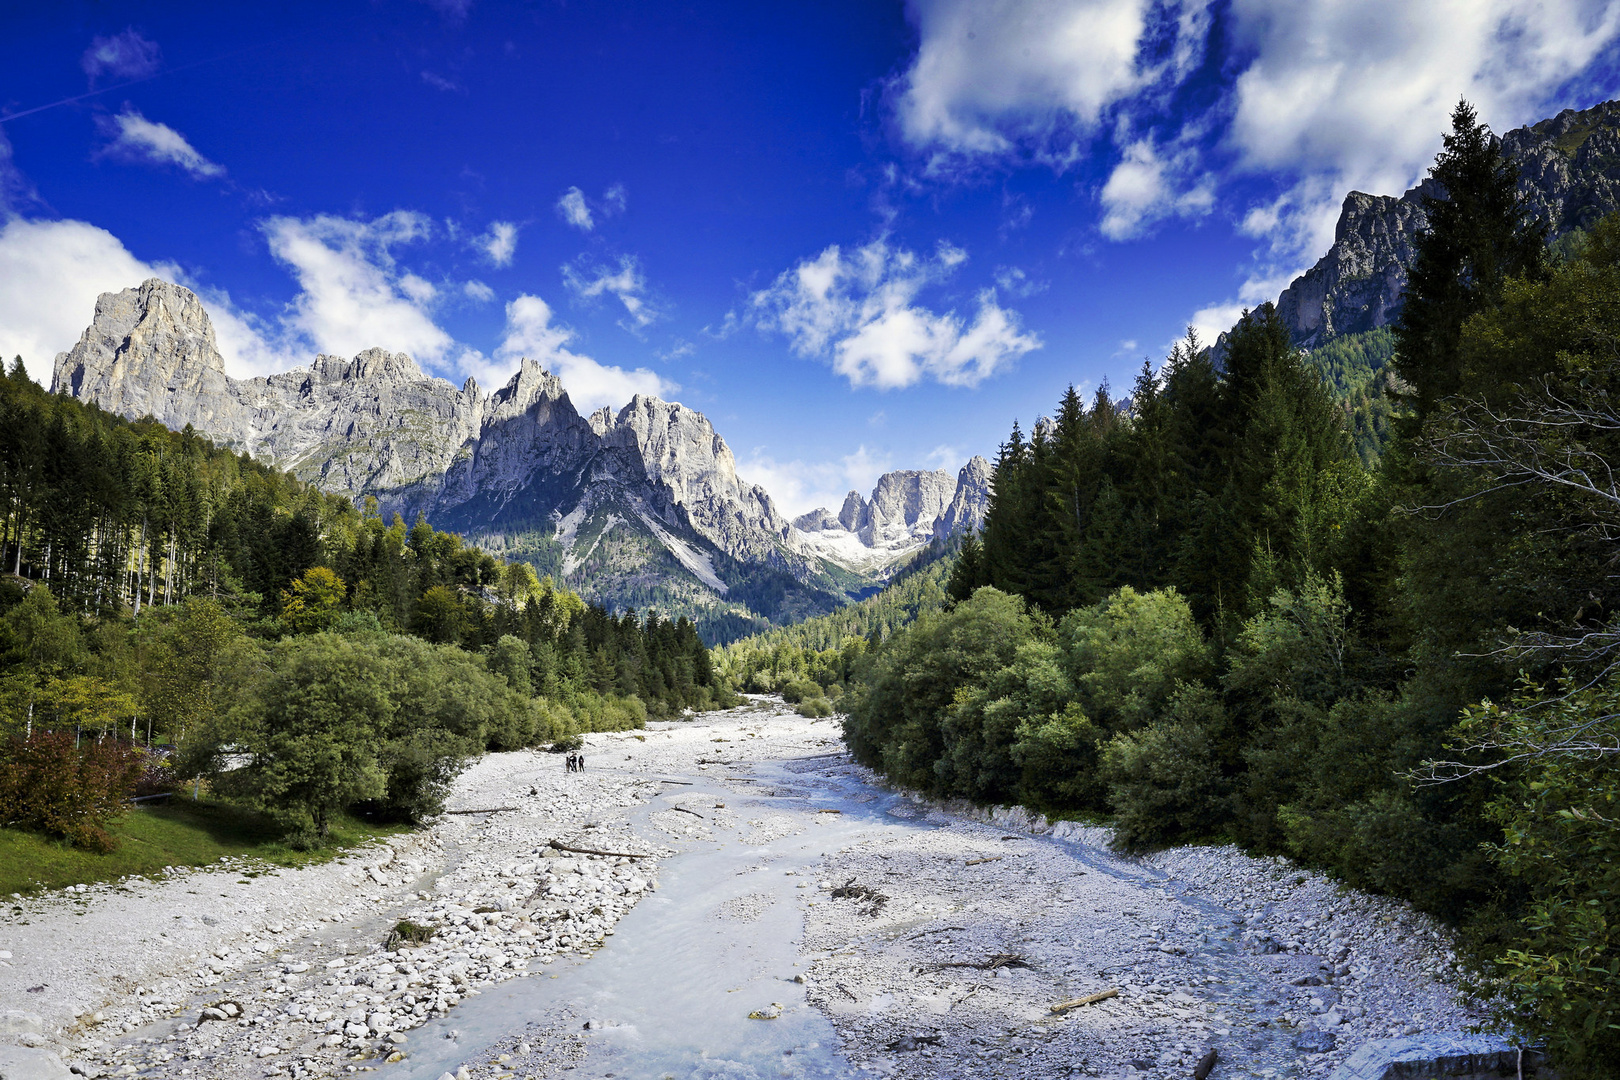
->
[49,278,990,638]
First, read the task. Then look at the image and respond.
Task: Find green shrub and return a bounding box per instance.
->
[1100,686,1230,851]
[1463,679,1620,1079]
[795,696,833,718]
[780,678,821,704]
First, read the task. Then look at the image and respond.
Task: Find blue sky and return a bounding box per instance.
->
[4,1,1620,516]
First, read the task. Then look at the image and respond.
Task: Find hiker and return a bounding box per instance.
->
[577,754,586,772]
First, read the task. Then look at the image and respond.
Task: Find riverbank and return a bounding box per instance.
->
[0,700,1479,1080]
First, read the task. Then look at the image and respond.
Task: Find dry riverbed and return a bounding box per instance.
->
[0,699,1476,1080]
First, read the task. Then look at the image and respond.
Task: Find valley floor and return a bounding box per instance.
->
[0,700,1477,1080]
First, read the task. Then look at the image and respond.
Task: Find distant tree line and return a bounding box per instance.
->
[845,103,1620,1075]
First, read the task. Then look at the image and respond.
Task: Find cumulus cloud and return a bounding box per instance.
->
[894,0,1211,169]
[259,210,456,364]
[739,445,895,519]
[751,239,1040,390]
[81,28,162,85]
[556,187,593,231]
[477,220,518,266]
[563,255,658,330]
[1098,135,1212,239]
[460,293,672,411]
[0,216,300,380]
[95,109,224,179]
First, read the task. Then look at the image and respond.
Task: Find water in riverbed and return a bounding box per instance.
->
[395,760,930,1080]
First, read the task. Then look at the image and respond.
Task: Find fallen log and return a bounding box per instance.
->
[657,779,694,785]
[817,808,842,814]
[445,806,518,815]
[1050,988,1119,1014]
[671,806,705,819]
[547,839,650,859]
[964,856,1003,866]
[1193,1048,1218,1079]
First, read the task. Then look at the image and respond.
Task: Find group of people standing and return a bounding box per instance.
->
[566,751,586,773]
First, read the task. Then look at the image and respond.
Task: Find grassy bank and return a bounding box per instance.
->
[0,799,412,895]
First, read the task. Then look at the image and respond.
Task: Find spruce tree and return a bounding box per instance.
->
[1394,99,1545,421]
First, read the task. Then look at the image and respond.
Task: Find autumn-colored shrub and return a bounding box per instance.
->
[0,732,147,851]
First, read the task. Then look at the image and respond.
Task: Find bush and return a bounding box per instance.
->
[780,678,821,704]
[795,696,833,718]
[0,732,147,851]
[1100,686,1230,851]
[1463,680,1620,1078]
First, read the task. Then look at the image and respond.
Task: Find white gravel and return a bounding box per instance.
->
[0,699,1474,1080]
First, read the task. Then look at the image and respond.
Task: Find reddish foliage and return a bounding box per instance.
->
[0,732,148,851]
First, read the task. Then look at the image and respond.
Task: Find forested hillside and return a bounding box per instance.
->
[712,537,958,716]
[0,361,734,847]
[843,104,1620,1075]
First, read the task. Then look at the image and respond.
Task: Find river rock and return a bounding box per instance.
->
[0,1045,74,1080]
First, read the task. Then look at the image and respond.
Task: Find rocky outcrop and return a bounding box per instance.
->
[793,457,992,573]
[934,455,993,540]
[1267,97,1620,349]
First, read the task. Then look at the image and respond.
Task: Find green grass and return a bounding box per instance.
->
[0,800,413,895]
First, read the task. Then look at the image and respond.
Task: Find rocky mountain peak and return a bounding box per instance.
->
[794,456,994,573]
[51,277,234,434]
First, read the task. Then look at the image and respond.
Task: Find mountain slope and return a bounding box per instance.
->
[49,279,990,638]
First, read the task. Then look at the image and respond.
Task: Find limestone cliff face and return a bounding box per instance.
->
[53,278,242,439]
[793,456,992,573]
[934,455,993,541]
[1266,98,1620,349]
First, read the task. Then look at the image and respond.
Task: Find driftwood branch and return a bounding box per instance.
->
[1050,988,1119,1014]
[444,806,518,815]
[547,839,649,859]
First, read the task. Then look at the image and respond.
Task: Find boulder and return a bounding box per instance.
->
[1327,1033,1553,1080]
[0,1045,74,1080]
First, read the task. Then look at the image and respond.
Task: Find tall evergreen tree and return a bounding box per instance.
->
[1394,99,1546,421]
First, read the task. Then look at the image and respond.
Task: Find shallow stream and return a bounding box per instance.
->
[396,750,1313,1080]
[396,759,942,1080]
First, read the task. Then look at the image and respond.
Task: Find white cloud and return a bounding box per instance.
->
[259,210,455,364]
[739,445,894,519]
[993,265,1048,297]
[95,109,224,179]
[556,187,593,231]
[0,216,299,380]
[477,220,518,266]
[894,0,1209,168]
[603,183,627,214]
[563,255,658,330]
[463,293,674,412]
[1098,135,1212,239]
[463,279,495,302]
[421,71,461,93]
[81,28,161,84]
[751,238,1040,390]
